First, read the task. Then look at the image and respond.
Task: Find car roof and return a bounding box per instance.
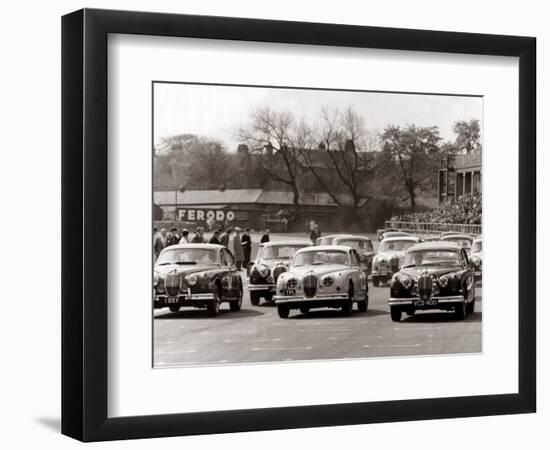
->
[332,234,372,242]
[407,241,462,252]
[383,231,410,236]
[259,240,311,247]
[296,245,352,253]
[380,236,419,243]
[161,243,223,252]
[440,234,473,240]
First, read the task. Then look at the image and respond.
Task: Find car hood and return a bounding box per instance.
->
[399,265,461,278]
[254,259,290,268]
[287,264,349,278]
[154,263,218,276]
[375,251,404,260]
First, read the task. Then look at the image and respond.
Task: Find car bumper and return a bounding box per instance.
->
[389,295,464,307]
[274,293,349,304]
[372,269,393,278]
[248,283,275,292]
[154,292,215,308]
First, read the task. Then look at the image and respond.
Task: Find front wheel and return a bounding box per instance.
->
[207,285,221,317]
[230,287,243,312]
[390,306,402,322]
[250,291,260,306]
[277,304,290,319]
[357,291,369,312]
[372,277,380,287]
[454,302,466,320]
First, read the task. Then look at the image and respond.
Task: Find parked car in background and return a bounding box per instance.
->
[330,234,375,278]
[440,233,474,253]
[247,241,311,305]
[378,230,411,241]
[274,246,368,318]
[469,237,482,280]
[371,236,420,287]
[153,244,243,317]
[388,242,476,322]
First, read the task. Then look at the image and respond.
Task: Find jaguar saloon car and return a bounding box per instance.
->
[388,242,476,322]
[247,240,310,305]
[469,237,482,279]
[274,246,368,318]
[440,233,474,253]
[330,234,375,277]
[153,244,243,317]
[371,235,420,286]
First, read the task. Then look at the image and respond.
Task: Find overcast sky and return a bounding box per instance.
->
[154,82,483,151]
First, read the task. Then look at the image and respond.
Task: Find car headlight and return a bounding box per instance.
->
[401,277,413,289]
[379,258,387,266]
[322,276,334,287]
[287,277,297,289]
[258,265,270,278]
[470,256,481,267]
[187,274,198,286]
[439,275,449,288]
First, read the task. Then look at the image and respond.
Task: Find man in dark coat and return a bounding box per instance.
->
[166,227,179,247]
[241,228,252,267]
[208,229,222,245]
[260,229,270,244]
[220,228,232,247]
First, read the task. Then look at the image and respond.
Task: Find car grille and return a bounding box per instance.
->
[417,273,433,299]
[165,273,181,297]
[303,273,317,297]
[390,257,399,273]
[249,268,266,284]
[272,266,286,283]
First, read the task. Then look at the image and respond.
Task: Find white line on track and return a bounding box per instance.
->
[363,343,421,348]
[155,349,197,354]
[251,346,313,351]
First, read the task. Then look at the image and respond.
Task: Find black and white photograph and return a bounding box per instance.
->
[152,82,483,368]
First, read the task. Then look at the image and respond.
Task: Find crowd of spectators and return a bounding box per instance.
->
[392,194,482,225]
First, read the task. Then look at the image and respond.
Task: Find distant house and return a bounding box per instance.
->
[153,189,359,231]
[438,153,482,204]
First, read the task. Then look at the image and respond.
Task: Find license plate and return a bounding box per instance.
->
[415,299,437,307]
[414,300,425,307]
[166,297,179,304]
[283,289,296,296]
[426,299,438,306]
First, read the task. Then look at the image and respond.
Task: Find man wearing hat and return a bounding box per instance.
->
[178,229,190,244]
[208,229,222,245]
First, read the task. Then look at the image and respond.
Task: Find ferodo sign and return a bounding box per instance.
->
[177,208,235,222]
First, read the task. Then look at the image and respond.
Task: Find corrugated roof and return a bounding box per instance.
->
[154,189,354,207]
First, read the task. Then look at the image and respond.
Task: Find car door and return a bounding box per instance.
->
[350,249,367,295]
[222,249,239,298]
[460,249,475,300]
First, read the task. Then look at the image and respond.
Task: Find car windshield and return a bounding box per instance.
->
[402,249,461,267]
[156,248,218,265]
[379,240,416,252]
[317,237,335,246]
[292,250,350,267]
[442,237,472,247]
[336,239,373,251]
[471,240,482,253]
[257,245,307,260]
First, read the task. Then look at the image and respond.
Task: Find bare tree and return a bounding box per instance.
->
[237,107,302,213]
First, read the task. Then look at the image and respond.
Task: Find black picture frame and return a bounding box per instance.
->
[62,8,536,442]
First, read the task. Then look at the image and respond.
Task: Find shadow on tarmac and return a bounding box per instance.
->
[156,307,264,320]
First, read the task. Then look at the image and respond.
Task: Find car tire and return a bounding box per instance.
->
[390,306,402,322]
[264,292,274,303]
[250,291,260,306]
[342,283,354,316]
[357,290,369,312]
[466,298,475,315]
[230,286,243,312]
[372,277,380,287]
[454,302,466,320]
[405,308,415,316]
[299,306,310,314]
[169,306,180,313]
[277,304,290,319]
